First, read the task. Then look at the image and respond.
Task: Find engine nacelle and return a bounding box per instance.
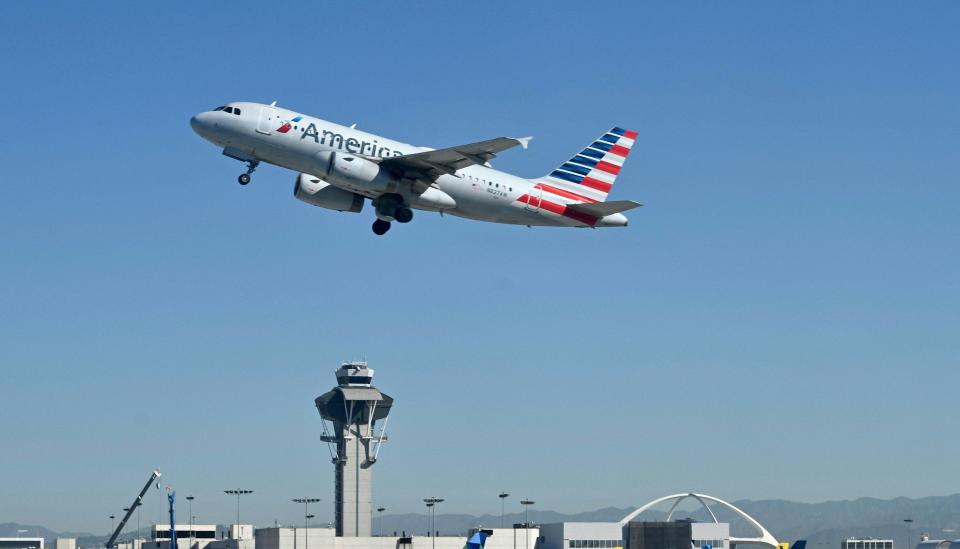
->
[293,173,364,213]
[308,151,398,194]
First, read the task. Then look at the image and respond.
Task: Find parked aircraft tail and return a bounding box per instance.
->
[535,127,638,202]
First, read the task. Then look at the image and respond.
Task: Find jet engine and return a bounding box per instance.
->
[308,151,397,194]
[303,152,456,212]
[293,173,365,213]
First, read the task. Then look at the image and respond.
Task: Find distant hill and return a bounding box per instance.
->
[6,494,960,548]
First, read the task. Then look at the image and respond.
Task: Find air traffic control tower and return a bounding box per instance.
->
[315,362,394,537]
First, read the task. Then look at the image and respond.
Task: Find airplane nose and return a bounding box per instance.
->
[190,111,213,136]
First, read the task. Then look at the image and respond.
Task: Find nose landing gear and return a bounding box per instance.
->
[238,159,259,185]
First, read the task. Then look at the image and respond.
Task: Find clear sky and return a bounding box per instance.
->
[1,0,958,535]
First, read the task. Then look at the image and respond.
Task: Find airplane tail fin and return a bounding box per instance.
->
[535,127,638,202]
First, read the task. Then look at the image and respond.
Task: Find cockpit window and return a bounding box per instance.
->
[224,107,235,114]
[234,108,241,116]
[214,106,225,111]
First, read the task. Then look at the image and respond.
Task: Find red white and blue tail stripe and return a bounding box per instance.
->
[535,127,638,202]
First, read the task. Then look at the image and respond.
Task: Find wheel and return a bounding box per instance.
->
[372,219,391,235]
[394,207,413,224]
[238,173,251,185]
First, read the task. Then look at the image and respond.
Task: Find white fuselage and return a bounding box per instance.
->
[190,102,627,227]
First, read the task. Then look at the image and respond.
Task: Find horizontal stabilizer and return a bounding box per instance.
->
[566,200,642,217]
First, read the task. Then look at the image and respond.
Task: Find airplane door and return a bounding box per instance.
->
[524,185,541,212]
[256,106,277,135]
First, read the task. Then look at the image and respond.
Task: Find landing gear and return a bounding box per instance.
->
[394,207,413,224]
[372,219,391,235]
[237,159,259,185]
[371,194,411,235]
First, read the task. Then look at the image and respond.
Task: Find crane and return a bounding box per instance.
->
[105,470,162,549]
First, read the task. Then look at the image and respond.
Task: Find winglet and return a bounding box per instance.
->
[514,136,533,149]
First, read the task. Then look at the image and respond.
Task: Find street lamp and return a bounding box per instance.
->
[377,507,386,537]
[424,497,444,549]
[224,490,254,537]
[110,515,116,542]
[136,501,142,549]
[186,496,195,549]
[293,498,321,549]
[520,500,535,549]
[425,502,434,536]
[904,519,914,549]
[498,494,510,528]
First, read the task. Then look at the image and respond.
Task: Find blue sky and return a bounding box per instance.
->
[1,1,958,534]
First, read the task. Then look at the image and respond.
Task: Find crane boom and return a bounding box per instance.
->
[106,469,161,549]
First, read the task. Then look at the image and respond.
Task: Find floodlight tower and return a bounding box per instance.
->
[315,362,394,537]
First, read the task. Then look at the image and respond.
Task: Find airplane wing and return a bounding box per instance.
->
[566,200,643,217]
[379,136,532,181]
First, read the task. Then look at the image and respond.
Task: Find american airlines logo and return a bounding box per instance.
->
[281,118,405,158]
[275,116,303,134]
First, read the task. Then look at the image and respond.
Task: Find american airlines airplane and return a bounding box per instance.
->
[190,101,641,235]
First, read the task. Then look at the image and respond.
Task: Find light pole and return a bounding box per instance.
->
[425,502,434,536]
[904,519,914,549]
[185,496,195,549]
[293,498,321,549]
[520,500,535,549]
[498,494,510,529]
[377,507,386,537]
[137,502,141,549]
[224,490,254,537]
[110,515,116,544]
[424,497,444,549]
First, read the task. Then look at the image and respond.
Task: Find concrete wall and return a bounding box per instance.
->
[336,423,375,537]
[55,539,76,549]
[690,523,729,549]
[539,523,623,549]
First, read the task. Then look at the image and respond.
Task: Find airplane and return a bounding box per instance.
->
[190,101,642,235]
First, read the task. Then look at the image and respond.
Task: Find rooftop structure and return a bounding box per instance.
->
[0,540,44,549]
[842,540,894,549]
[916,541,960,549]
[619,493,779,549]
